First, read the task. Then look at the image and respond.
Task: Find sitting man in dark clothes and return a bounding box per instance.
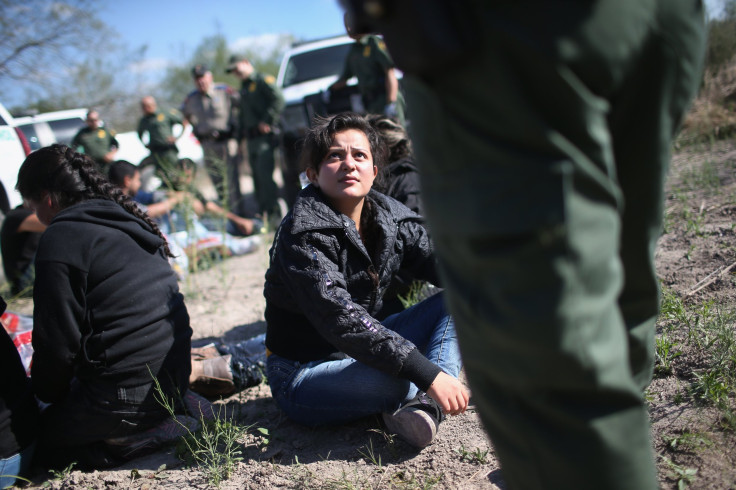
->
[0,206,46,296]
[0,296,39,488]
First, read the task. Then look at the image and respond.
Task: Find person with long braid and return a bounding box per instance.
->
[15,145,203,470]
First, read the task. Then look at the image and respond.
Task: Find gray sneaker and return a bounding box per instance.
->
[382,392,445,449]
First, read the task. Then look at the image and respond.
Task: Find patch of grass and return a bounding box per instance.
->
[41,461,76,487]
[398,281,430,309]
[662,298,736,415]
[685,243,697,261]
[690,369,732,407]
[720,407,736,430]
[456,444,490,464]
[357,438,383,468]
[682,207,706,236]
[661,456,698,489]
[660,286,692,329]
[151,373,250,488]
[256,426,270,447]
[175,416,249,488]
[323,469,369,490]
[288,455,317,488]
[681,159,721,193]
[368,427,398,458]
[655,332,683,376]
[389,470,444,489]
[662,430,713,452]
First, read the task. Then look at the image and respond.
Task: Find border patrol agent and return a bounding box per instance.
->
[330,16,405,124]
[342,1,707,488]
[182,64,242,213]
[137,96,183,179]
[226,55,285,223]
[71,109,118,174]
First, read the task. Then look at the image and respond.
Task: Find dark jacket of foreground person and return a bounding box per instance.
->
[264,185,442,391]
[32,199,191,401]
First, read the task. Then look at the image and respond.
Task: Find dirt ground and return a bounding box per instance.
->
[10,140,736,489]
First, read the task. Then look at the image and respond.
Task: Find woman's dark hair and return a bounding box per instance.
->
[300,112,388,177]
[366,114,412,163]
[107,160,138,188]
[16,144,173,257]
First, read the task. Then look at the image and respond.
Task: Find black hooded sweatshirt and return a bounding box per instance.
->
[31,199,192,403]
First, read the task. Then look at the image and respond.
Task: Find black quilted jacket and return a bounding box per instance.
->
[264,185,443,391]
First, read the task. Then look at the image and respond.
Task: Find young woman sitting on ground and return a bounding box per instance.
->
[16,145,207,470]
[263,112,468,449]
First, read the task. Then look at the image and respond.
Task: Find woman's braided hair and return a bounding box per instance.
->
[16,144,173,257]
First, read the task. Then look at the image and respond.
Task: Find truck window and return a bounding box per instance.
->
[283,44,352,88]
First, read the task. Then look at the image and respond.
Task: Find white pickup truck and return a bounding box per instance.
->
[0,103,31,214]
[276,35,362,203]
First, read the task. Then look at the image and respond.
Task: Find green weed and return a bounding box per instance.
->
[720,407,736,430]
[288,455,317,487]
[681,159,721,193]
[175,416,249,488]
[389,470,444,489]
[398,281,430,309]
[322,469,368,489]
[3,474,31,486]
[660,286,691,328]
[48,461,76,481]
[662,430,713,452]
[690,369,731,406]
[256,426,270,446]
[661,456,698,489]
[655,333,683,376]
[682,207,706,236]
[670,300,736,412]
[151,373,249,488]
[456,444,490,464]
[357,438,383,468]
[685,243,697,261]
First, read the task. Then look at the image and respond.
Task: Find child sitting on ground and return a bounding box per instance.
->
[108,160,261,273]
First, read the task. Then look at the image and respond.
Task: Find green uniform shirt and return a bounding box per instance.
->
[238,72,285,138]
[137,109,183,151]
[71,126,119,163]
[339,35,394,109]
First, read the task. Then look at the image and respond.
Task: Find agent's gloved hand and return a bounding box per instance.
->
[384,102,398,118]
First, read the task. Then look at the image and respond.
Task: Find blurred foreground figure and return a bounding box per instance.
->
[342,1,707,488]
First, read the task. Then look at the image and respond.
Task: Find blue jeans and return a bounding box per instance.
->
[266,293,462,426]
[0,442,34,489]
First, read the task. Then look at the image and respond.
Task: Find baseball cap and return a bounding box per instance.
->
[191,64,209,78]
[225,55,247,73]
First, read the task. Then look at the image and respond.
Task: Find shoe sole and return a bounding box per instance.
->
[382,407,437,448]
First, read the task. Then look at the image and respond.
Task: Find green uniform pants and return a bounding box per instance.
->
[378,0,706,488]
[247,134,279,217]
[202,140,242,213]
[142,149,179,182]
[363,91,406,127]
